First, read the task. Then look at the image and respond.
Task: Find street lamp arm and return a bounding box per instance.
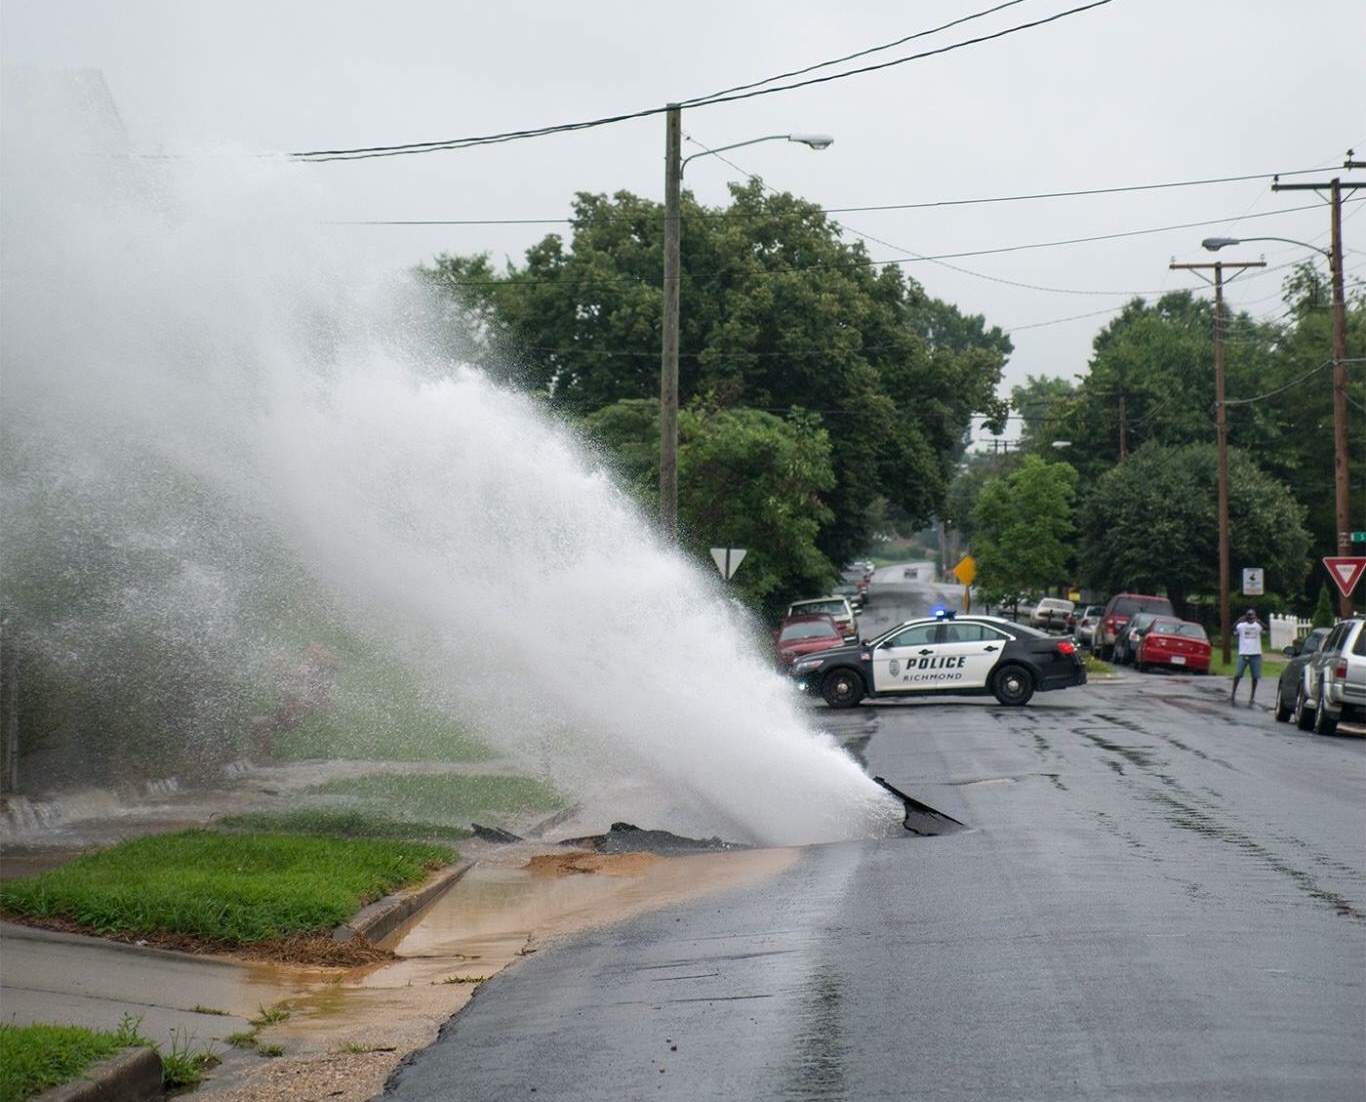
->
[1202,235,1329,259]
[681,133,833,175]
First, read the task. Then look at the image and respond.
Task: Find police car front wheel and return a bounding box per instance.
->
[991,664,1034,706]
[821,669,865,708]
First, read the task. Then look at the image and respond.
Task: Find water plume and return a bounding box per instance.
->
[0,73,896,845]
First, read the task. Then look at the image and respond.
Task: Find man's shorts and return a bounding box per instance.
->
[1234,653,1263,678]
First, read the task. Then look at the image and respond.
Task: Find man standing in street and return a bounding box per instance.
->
[1230,608,1266,707]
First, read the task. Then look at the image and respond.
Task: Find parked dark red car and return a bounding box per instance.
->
[774,613,846,670]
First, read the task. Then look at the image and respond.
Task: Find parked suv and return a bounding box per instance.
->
[786,596,859,643]
[1095,593,1174,661]
[1292,617,1366,735]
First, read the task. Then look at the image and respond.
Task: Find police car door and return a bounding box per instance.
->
[872,622,949,694]
[935,620,1009,689]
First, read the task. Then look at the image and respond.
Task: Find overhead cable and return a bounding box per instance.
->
[290,0,1118,162]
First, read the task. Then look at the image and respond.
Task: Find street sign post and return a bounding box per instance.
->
[1242,568,1263,596]
[1322,557,1366,597]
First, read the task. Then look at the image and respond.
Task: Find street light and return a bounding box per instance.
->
[1202,235,1324,255]
[659,107,832,540]
[1204,233,1353,617]
[681,133,834,174]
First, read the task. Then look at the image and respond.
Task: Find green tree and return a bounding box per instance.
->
[1050,292,1227,487]
[1076,441,1310,611]
[943,449,1017,548]
[970,455,1078,607]
[1240,263,1366,572]
[1010,374,1076,454]
[421,182,1009,571]
[1311,584,1335,628]
[1052,273,1363,603]
[580,398,835,616]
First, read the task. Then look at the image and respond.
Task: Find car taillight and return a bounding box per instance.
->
[1056,640,1076,655]
[1334,659,1348,681]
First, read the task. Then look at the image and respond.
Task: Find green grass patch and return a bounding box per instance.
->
[0,830,453,944]
[218,808,472,843]
[0,1020,143,1102]
[306,773,565,830]
[249,1003,291,1027]
[1207,650,1288,679]
[0,1014,217,1101]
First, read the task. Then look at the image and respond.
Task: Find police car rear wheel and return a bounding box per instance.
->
[992,664,1034,706]
[821,669,865,708]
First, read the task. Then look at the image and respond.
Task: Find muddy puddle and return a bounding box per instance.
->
[250,845,799,1050]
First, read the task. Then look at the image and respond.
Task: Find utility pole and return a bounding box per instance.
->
[1271,166,1365,617]
[659,105,682,541]
[1170,257,1265,664]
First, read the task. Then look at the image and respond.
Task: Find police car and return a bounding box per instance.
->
[787,610,1087,708]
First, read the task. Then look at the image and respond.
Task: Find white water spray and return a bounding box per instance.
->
[0,75,897,845]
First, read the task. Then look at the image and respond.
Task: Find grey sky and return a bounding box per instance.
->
[4,0,1363,440]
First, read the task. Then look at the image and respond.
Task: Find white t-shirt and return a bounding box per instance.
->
[1234,618,1264,656]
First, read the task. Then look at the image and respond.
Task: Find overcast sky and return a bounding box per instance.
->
[4,0,1363,442]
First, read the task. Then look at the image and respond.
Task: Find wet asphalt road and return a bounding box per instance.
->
[383,572,1365,1101]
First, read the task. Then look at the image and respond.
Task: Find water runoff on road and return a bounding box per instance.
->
[0,75,900,847]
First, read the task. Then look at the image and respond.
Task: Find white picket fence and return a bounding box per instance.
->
[1269,613,1313,651]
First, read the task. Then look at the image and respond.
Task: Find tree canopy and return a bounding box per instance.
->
[1076,441,1310,611]
[581,398,836,614]
[970,455,1078,606]
[958,273,1362,608]
[421,181,1010,575]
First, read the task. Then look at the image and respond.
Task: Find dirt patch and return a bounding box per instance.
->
[524,848,662,878]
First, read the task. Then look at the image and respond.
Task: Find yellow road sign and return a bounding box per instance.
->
[952,555,976,585]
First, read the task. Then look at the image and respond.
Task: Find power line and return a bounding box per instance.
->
[329,165,1344,227]
[1221,358,1356,406]
[680,0,1119,110]
[290,0,1118,162]
[680,0,1036,105]
[429,197,1357,297]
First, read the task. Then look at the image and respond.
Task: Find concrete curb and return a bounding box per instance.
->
[333,860,474,944]
[33,1046,163,1102]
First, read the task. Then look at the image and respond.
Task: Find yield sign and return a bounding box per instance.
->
[1322,557,1366,596]
[710,548,747,580]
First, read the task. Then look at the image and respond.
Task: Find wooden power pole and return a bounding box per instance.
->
[1170,258,1265,664]
[1271,170,1366,617]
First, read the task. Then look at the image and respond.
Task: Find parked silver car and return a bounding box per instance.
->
[1292,617,1366,735]
[1029,597,1075,632]
[1075,605,1104,649]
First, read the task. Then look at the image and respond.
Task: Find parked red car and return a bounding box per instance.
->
[774,614,846,670]
[1134,618,1211,673]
